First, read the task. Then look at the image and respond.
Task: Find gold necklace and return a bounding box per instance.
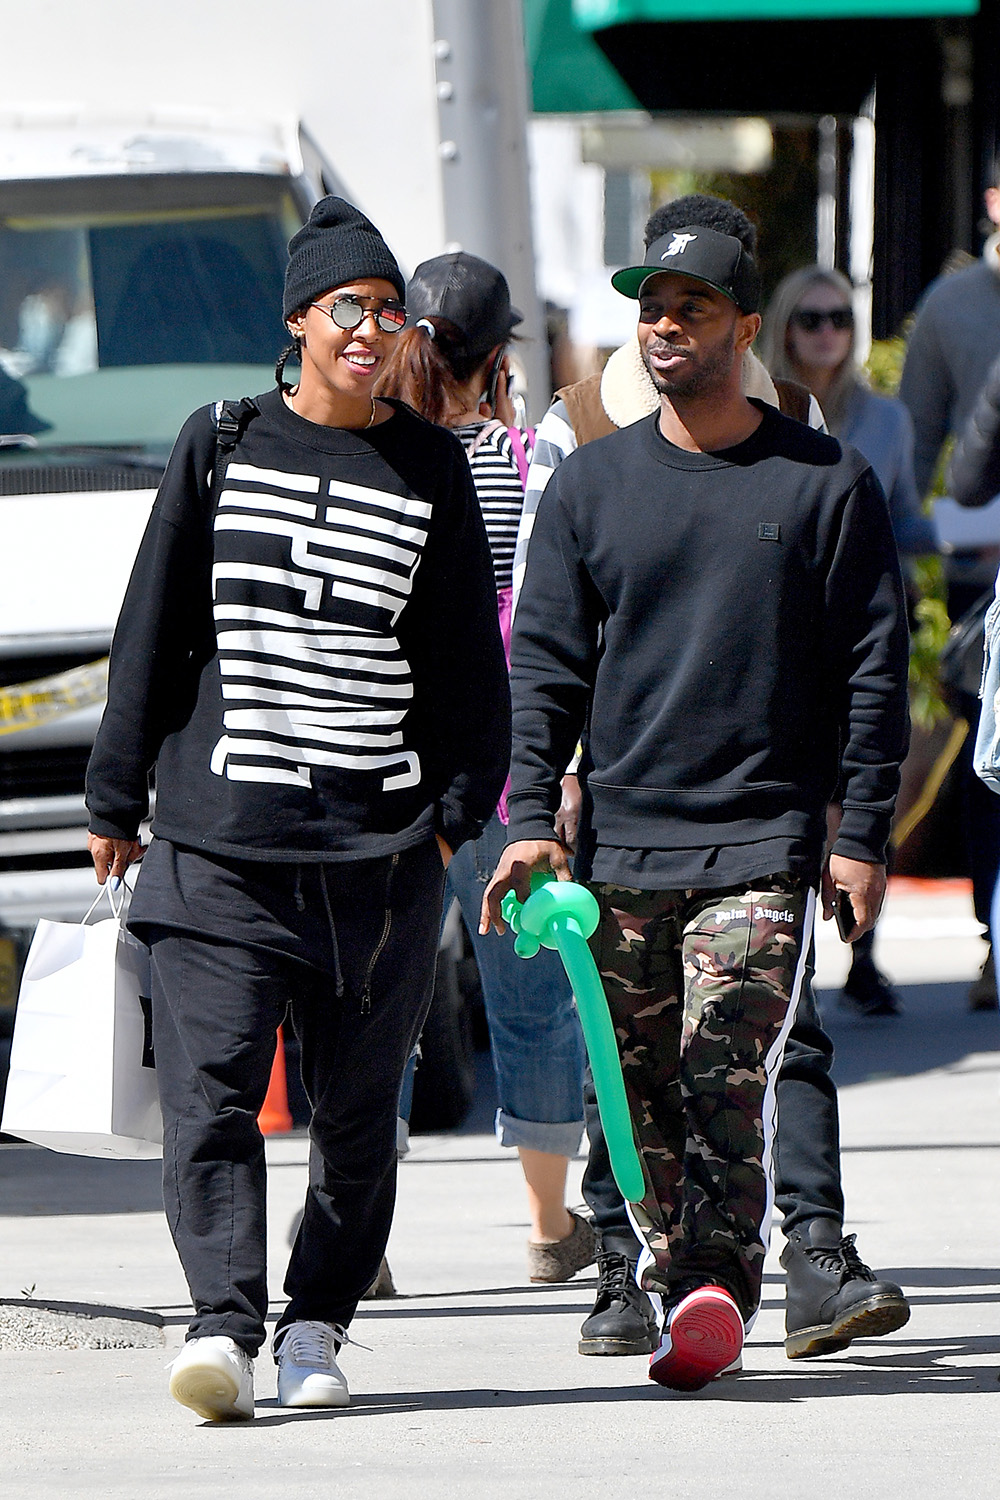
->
[285,389,377,430]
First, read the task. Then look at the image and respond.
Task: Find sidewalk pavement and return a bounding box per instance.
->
[1,879,999,1499]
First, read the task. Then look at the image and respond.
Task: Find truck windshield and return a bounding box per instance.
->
[0,174,299,449]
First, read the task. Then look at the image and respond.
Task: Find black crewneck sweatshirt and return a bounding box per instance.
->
[508,403,910,888]
[86,388,510,860]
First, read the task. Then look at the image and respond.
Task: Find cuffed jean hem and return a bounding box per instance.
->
[495,1107,585,1157]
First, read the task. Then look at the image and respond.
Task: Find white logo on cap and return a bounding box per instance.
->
[662,232,698,259]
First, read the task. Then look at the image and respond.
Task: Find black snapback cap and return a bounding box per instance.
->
[407,252,522,360]
[611,226,761,314]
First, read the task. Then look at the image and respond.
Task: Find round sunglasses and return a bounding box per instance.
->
[310,294,407,334]
[792,307,853,333]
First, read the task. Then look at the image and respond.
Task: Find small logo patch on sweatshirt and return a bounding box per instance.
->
[758,522,781,542]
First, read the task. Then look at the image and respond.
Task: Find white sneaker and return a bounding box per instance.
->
[275,1320,350,1408]
[168,1335,255,1421]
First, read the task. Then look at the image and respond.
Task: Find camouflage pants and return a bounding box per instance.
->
[589,875,813,1322]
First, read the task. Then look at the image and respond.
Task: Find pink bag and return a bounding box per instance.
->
[496,585,514,823]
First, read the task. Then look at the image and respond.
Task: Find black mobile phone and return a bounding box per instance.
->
[484,347,506,412]
[834,889,856,943]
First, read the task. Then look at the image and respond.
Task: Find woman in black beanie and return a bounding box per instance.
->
[277,195,408,431]
[85,197,510,1420]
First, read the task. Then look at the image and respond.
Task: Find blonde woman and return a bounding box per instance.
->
[762,265,936,1018]
[759,265,937,556]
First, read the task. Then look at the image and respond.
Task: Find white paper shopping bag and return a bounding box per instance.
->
[1,883,162,1158]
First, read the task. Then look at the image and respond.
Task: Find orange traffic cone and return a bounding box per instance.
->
[258,1025,293,1135]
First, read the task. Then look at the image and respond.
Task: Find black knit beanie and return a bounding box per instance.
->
[283,196,405,317]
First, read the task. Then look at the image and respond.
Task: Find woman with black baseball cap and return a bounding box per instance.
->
[85,199,509,1420]
[382,250,522,420]
[377,253,594,1288]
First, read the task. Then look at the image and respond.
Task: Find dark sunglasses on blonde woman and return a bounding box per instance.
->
[791,307,854,333]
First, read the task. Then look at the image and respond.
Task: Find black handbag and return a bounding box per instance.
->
[939,589,993,707]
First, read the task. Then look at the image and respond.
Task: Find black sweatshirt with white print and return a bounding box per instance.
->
[86,388,510,861]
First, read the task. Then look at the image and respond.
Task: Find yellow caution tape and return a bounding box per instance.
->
[0,657,109,737]
[0,935,17,1010]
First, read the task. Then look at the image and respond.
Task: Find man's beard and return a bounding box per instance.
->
[640,334,736,400]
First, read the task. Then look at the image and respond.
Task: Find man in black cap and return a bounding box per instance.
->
[482,228,910,1391]
[518,195,910,1371]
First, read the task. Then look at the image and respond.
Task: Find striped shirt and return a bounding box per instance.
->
[511,399,575,613]
[455,421,527,593]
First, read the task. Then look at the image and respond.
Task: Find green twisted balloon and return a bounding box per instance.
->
[501,874,645,1205]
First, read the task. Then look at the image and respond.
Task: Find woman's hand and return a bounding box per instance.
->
[493,361,516,426]
[88,833,144,885]
[478,358,516,426]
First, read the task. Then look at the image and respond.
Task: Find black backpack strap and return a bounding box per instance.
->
[210,397,259,504]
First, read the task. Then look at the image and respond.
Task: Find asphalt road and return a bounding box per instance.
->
[1,880,998,1498]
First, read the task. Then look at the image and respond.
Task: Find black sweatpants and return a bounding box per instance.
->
[582,939,842,1255]
[137,837,444,1356]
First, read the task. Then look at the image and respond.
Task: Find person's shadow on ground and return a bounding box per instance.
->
[243,1333,999,1424]
[821,980,1000,1086]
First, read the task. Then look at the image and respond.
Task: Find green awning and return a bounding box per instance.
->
[576,0,976,20]
[523,0,641,112]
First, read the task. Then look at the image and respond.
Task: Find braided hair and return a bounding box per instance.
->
[275,310,306,393]
[275,340,301,393]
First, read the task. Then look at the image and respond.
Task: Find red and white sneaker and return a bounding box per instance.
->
[648,1284,744,1391]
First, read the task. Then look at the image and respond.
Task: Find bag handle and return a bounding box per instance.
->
[467,418,505,456]
[81,875,131,925]
[505,425,535,491]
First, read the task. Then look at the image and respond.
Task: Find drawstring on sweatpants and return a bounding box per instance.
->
[292,864,343,997]
[318,864,345,998]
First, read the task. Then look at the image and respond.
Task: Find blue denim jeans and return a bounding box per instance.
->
[444,816,585,1155]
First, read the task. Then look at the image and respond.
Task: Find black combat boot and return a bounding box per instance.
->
[841,953,903,1016]
[781,1219,910,1359]
[578,1251,659,1356]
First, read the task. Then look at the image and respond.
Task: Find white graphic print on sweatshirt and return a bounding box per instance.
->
[209,461,429,791]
